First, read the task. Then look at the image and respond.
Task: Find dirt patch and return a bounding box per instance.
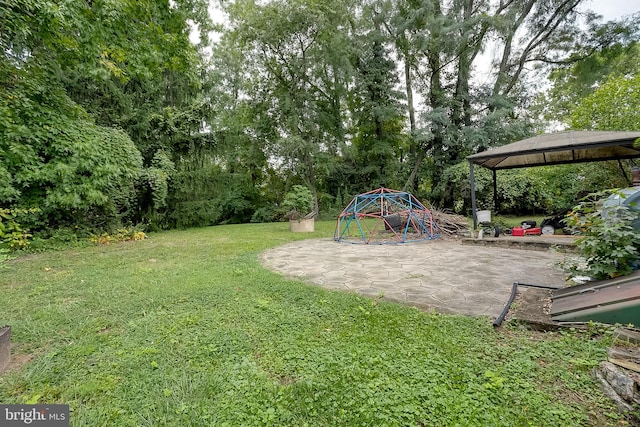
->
[6,254,40,264]
[3,353,33,373]
[0,344,34,375]
[277,375,296,386]
[505,287,560,330]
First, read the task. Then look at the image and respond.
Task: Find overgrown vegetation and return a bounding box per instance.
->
[0,224,624,425]
[436,162,630,216]
[564,190,640,280]
[283,185,315,219]
[2,1,639,236]
[88,228,146,245]
[0,248,12,270]
[0,209,34,250]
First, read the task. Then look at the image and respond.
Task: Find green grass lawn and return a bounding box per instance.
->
[0,222,624,426]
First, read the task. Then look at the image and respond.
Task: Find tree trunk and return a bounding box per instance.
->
[405,56,416,144]
[452,0,475,131]
[404,150,425,191]
[305,153,319,219]
[425,0,446,201]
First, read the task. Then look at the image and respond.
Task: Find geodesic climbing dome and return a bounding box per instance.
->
[334,187,440,244]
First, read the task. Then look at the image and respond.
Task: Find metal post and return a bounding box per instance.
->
[492,169,498,212]
[469,161,477,229]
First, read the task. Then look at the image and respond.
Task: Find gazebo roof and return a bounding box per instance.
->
[466,131,640,170]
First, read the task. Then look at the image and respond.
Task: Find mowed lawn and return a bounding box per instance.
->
[0,222,624,426]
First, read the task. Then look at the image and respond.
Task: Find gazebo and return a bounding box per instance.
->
[467,131,640,228]
[334,187,439,244]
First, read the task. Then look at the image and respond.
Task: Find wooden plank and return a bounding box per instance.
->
[614,327,640,345]
[609,357,640,374]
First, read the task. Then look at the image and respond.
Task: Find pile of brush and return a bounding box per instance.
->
[429,208,470,238]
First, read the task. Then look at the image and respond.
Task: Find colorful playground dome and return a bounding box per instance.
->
[334,187,440,244]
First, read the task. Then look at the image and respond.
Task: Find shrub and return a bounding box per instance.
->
[563,190,640,280]
[283,185,314,220]
[0,66,143,233]
[250,206,279,223]
[0,208,37,250]
[89,227,146,245]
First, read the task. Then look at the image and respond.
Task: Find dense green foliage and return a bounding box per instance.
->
[437,161,629,215]
[0,62,142,230]
[0,208,35,250]
[0,224,622,425]
[2,0,640,236]
[536,16,640,125]
[1,0,210,234]
[571,73,640,131]
[283,185,315,219]
[564,190,640,279]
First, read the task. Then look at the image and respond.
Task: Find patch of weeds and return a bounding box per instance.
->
[0,248,13,269]
[89,227,146,245]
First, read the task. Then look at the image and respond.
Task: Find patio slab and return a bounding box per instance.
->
[260,238,567,319]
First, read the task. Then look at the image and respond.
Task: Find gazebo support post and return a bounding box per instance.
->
[470,161,477,229]
[618,159,631,185]
[493,169,498,212]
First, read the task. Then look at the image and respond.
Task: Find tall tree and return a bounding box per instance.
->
[391,0,588,205]
[536,14,640,126]
[1,0,212,230]
[0,66,143,216]
[60,0,212,160]
[350,9,407,189]
[571,73,640,131]
[227,0,355,212]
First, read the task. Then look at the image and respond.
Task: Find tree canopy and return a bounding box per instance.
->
[571,73,640,131]
[2,0,639,236]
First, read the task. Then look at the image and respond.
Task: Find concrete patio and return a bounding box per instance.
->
[260,238,568,318]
